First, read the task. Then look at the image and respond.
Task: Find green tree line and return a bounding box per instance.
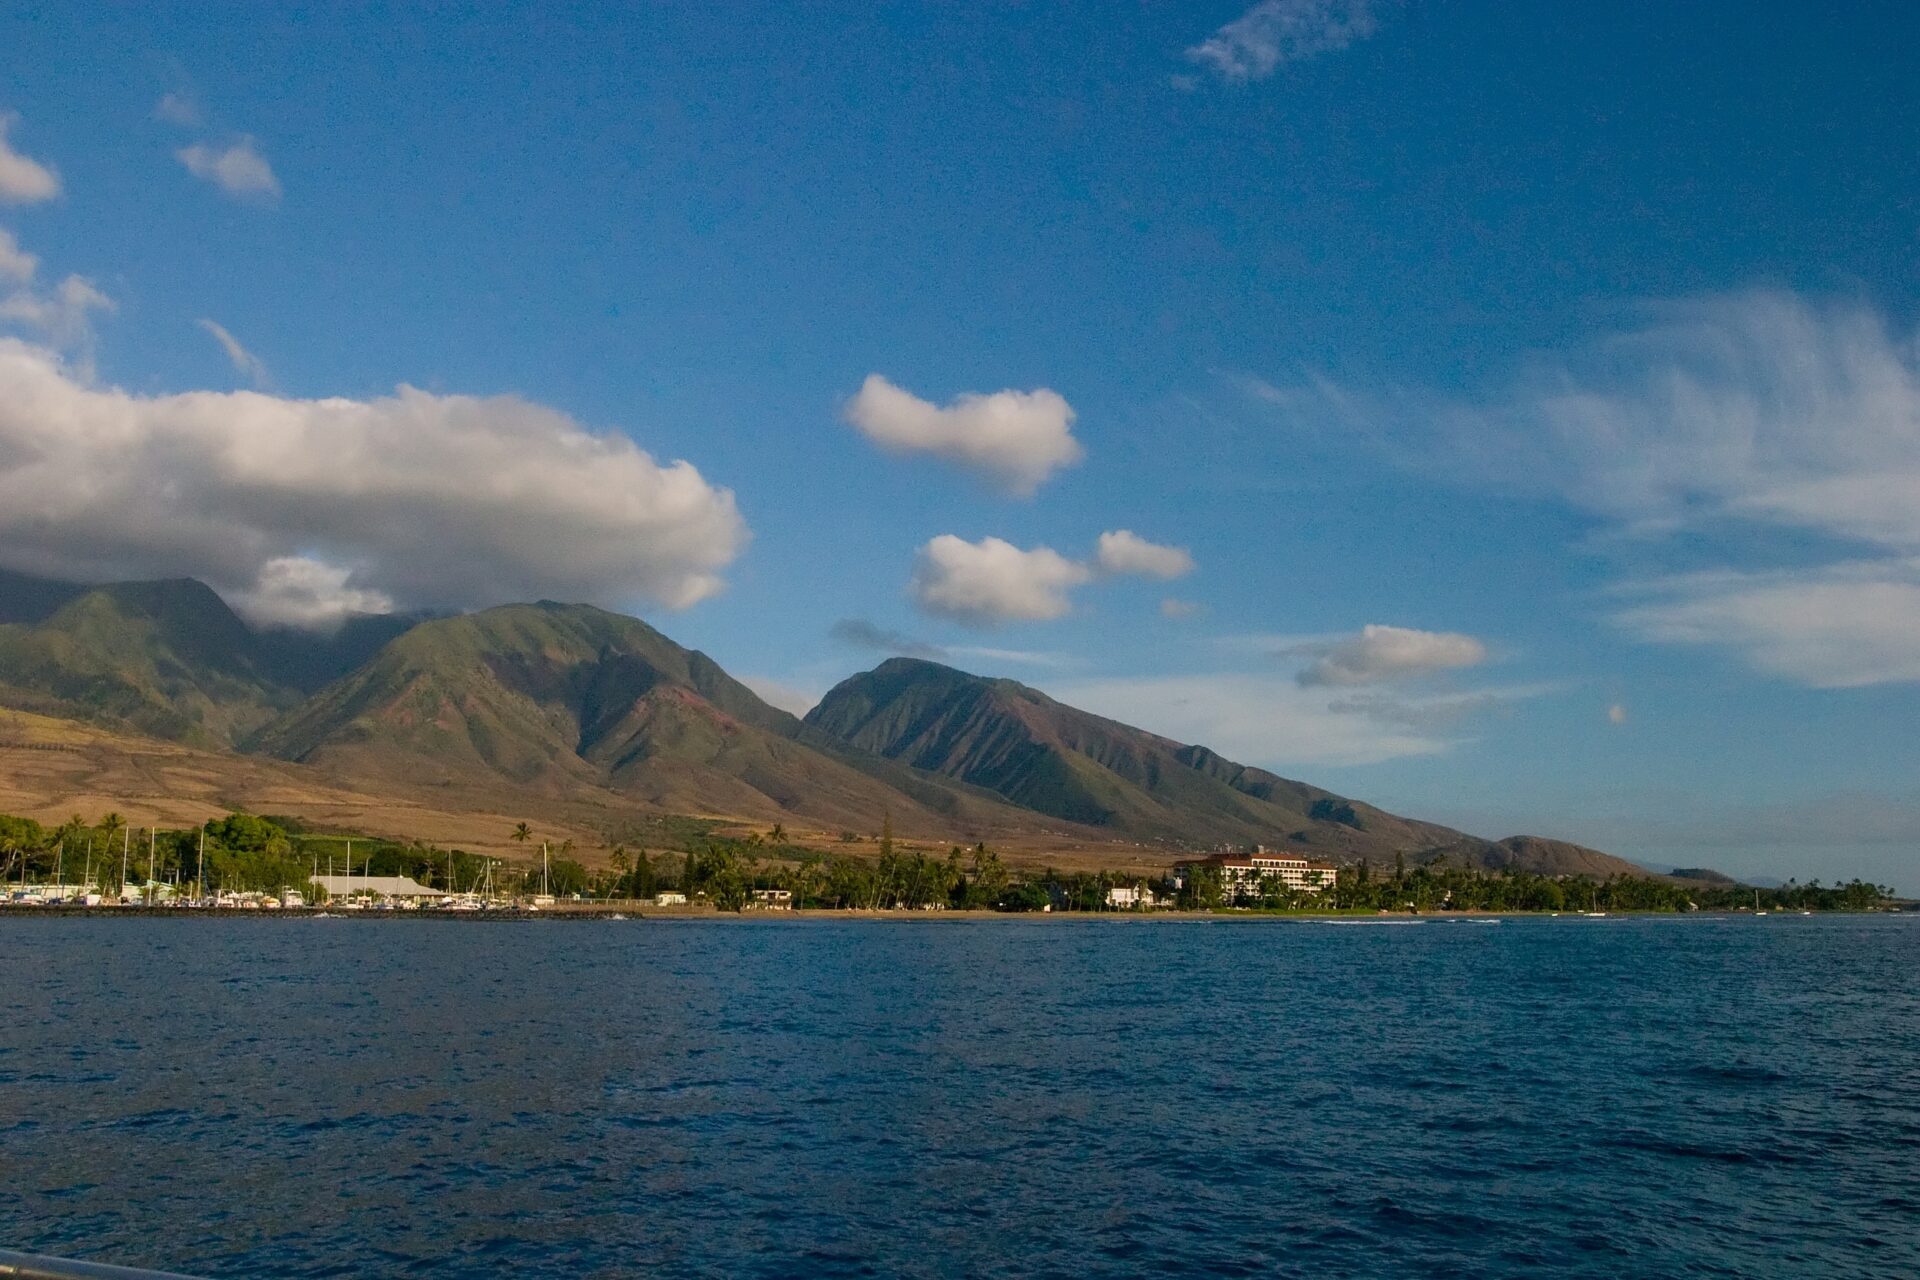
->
[1,809,1898,913]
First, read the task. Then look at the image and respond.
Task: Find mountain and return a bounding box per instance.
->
[1667,866,1745,886]
[0,572,1650,875]
[0,571,416,748]
[803,657,1469,858]
[0,567,89,624]
[1417,834,1651,880]
[253,602,1005,834]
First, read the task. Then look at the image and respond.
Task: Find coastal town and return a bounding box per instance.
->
[0,810,1896,917]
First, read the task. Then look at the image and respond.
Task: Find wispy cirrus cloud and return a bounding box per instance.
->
[197,318,269,388]
[1184,0,1380,84]
[830,617,947,660]
[1053,672,1529,768]
[1250,290,1920,688]
[829,617,1069,668]
[1325,689,1509,734]
[1614,561,1920,689]
[1105,620,1529,763]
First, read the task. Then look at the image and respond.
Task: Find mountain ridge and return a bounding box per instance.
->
[804,656,1482,861]
[0,571,1652,876]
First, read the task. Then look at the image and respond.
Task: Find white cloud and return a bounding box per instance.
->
[1058,671,1548,769]
[0,273,115,378]
[1294,624,1489,687]
[0,114,60,204]
[949,645,1074,668]
[0,228,36,283]
[176,138,280,201]
[905,532,1200,626]
[1094,529,1195,579]
[153,93,203,128]
[1056,673,1454,768]
[737,675,821,718]
[1255,292,1920,548]
[0,338,747,625]
[0,275,113,338]
[1160,597,1201,619]
[1607,703,1629,726]
[844,374,1083,497]
[1185,0,1379,83]
[827,617,1069,668]
[830,617,946,659]
[197,318,269,387]
[1616,561,1920,689]
[228,556,394,631]
[1325,689,1514,734]
[909,534,1091,625]
[1257,291,1920,688]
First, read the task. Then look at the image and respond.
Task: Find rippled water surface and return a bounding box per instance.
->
[2,914,1917,1278]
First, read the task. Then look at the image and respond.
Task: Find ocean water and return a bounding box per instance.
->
[1,914,1916,1279]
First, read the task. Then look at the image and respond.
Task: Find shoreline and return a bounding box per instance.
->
[0,903,1904,922]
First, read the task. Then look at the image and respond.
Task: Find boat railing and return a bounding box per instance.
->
[0,1249,201,1279]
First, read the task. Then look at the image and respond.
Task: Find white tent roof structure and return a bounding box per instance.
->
[310,875,447,898]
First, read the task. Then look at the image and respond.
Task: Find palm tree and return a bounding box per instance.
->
[511,822,533,846]
[98,813,126,894]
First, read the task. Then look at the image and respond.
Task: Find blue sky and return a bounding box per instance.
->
[3,2,1918,887]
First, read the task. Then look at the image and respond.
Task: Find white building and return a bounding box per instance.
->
[1187,851,1339,900]
[310,874,447,903]
[1106,885,1160,909]
[653,891,688,906]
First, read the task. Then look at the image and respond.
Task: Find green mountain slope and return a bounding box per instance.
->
[0,578,292,745]
[0,572,1654,874]
[1418,834,1652,880]
[803,657,1469,856]
[0,573,417,748]
[253,602,1005,832]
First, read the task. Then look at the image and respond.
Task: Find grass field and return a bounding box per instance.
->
[0,709,1186,872]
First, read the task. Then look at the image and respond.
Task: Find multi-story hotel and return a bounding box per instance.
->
[1181,849,1339,900]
